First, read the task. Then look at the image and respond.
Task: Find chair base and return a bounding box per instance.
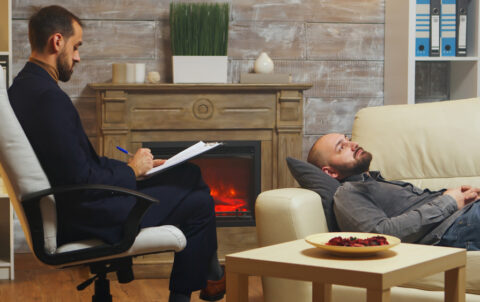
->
[92,275,112,302]
[77,257,134,302]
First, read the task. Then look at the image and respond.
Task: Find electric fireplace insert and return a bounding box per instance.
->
[144,140,261,227]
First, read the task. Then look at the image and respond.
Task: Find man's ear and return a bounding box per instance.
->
[50,33,64,53]
[321,166,339,179]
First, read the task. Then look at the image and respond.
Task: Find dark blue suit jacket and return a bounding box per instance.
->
[9,62,207,247]
[8,63,140,245]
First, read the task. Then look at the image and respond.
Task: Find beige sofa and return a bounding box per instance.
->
[255,98,480,302]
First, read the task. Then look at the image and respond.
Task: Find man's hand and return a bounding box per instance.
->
[127,148,156,177]
[153,159,166,167]
[443,185,480,209]
[467,186,480,202]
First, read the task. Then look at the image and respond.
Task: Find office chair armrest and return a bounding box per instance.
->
[22,184,161,265]
[22,183,160,204]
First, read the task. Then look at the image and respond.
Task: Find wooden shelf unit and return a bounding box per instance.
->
[385,0,480,104]
[0,191,13,280]
[0,0,13,280]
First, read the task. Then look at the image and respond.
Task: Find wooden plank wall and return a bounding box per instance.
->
[11,0,386,162]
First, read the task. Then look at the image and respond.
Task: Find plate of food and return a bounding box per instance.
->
[305,232,401,256]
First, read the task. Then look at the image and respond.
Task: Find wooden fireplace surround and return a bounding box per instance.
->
[89,83,311,276]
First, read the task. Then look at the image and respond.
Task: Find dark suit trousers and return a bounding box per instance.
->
[138,163,217,293]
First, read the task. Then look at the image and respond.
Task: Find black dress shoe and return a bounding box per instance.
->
[199,272,226,301]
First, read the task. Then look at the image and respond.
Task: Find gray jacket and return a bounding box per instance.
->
[333,171,472,244]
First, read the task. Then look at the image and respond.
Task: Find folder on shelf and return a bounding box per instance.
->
[416,0,431,57]
[430,0,441,56]
[441,0,456,56]
[456,0,468,56]
[0,55,8,87]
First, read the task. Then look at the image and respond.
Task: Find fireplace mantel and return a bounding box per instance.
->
[89,83,312,189]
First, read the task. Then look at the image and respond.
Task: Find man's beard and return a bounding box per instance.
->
[331,150,373,179]
[57,50,74,82]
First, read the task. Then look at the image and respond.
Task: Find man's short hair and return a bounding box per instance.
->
[28,5,83,52]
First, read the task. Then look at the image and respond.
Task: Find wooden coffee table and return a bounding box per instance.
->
[225,239,466,302]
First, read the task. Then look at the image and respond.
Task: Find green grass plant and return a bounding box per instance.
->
[170,2,229,56]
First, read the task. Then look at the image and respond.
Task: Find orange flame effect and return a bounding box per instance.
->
[210,186,248,215]
[191,157,251,217]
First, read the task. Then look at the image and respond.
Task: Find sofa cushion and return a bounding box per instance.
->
[286,157,340,231]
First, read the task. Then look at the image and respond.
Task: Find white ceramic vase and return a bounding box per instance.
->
[254,52,274,74]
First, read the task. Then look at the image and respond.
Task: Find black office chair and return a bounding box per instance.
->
[0,71,186,302]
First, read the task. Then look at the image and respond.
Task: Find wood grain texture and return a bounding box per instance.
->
[304,97,383,134]
[13,0,384,23]
[296,60,384,98]
[12,0,171,20]
[12,19,158,60]
[128,92,276,130]
[11,0,385,116]
[131,130,273,144]
[229,21,306,59]
[307,23,384,60]
[81,20,157,60]
[277,133,302,187]
[230,60,384,98]
[232,0,384,23]
[0,253,264,302]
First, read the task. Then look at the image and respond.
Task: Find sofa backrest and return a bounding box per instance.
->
[352,98,480,190]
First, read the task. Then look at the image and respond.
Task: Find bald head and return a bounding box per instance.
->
[307,133,372,180]
[307,134,336,168]
[307,133,346,168]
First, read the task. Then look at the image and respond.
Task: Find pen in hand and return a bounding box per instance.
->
[116,146,134,157]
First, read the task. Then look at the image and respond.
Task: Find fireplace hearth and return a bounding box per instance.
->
[145,140,260,227]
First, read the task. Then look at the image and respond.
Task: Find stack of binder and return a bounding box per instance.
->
[415,0,470,57]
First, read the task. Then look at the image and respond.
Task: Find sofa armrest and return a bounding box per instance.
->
[255,188,328,247]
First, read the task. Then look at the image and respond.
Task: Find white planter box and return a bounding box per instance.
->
[172,56,228,83]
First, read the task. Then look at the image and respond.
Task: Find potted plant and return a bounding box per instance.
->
[170,1,230,83]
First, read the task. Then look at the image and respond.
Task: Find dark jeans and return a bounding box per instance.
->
[439,201,480,250]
